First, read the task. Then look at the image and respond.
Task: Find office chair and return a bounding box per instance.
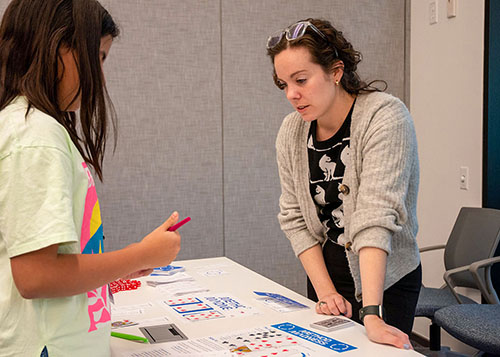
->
[434,256,500,355]
[415,207,500,351]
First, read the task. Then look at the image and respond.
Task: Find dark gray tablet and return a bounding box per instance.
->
[139,324,188,344]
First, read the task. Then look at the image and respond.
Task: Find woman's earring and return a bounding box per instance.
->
[335,80,340,86]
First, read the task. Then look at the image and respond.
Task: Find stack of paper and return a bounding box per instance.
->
[146,272,194,287]
[146,272,209,296]
[157,280,209,296]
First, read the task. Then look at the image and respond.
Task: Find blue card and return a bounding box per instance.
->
[152,265,185,276]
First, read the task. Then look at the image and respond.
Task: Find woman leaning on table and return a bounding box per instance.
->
[267,18,421,349]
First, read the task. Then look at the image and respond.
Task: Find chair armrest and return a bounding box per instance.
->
[469,256,500,304]
[419,244,446,288]
[443,264,473,304]
[419,244,446,253]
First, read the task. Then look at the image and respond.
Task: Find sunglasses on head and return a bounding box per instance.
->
[266,20,338,57]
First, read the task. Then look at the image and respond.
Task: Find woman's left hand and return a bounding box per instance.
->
[315,292,352,318]
[363,315,413,350]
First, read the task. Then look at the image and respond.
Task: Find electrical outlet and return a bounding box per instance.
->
[460,166,469,190]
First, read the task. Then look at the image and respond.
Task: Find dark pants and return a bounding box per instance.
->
[40,346,48,357]
[307,239,422,335]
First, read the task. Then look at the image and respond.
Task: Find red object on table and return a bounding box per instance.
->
[109,279,141,294]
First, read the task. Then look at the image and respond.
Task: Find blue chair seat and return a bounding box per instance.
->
[416,286,477,318]
[434,304,500,355]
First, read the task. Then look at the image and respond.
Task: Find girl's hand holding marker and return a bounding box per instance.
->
[168,216,191,231]
[139,212,185,268]
[121,213,185,280]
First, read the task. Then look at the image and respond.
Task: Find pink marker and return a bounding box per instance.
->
[168,217,191,231]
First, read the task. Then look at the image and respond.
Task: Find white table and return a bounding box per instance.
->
[110,257,422,356]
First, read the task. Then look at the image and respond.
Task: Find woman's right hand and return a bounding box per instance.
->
[364,315,413,349]
[316,292,352,318]
[138,212,182,269]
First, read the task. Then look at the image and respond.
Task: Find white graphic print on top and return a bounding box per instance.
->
[331,204,344,228]
[319,154,336,181]
[307,112,352,244]
[340,145,350,166]
[314,185,327,206]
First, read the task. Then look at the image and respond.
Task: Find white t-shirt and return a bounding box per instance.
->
[0,97,111,356]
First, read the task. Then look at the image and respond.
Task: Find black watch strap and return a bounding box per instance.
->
[359,305,385,322]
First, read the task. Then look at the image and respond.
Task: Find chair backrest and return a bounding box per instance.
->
[444,207,500,289]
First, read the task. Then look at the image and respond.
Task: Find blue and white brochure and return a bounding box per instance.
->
[254,291,310,313]
[272,322,357,353]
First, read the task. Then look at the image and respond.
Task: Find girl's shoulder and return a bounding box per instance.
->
[0,97,72,155]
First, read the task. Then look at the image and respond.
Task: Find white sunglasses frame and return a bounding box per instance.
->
[267,21,339,57]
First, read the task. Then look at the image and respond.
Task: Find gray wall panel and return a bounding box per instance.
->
[0,0,408,296]
[222,0,407,295]
[97,1,223,259]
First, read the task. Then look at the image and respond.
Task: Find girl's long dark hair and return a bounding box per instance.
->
[0,0,119,180]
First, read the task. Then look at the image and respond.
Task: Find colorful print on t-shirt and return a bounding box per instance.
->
[80,162,110,332]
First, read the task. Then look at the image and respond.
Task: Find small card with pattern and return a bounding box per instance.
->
[111,319,138,329]
[183,310,225,321]
[172,303,213,314]
[164,297,203,306]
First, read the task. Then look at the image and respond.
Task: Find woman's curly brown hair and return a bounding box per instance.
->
[267,18,386,95]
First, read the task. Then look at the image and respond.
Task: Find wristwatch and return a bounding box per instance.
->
[359,305,385,322]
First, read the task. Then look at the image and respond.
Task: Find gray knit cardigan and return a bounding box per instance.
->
[276,91,421,301]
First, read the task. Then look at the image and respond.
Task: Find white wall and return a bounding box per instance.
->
[410,0,484,353]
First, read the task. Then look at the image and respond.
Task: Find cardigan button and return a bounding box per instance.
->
[345,241,352,251]
[338,184,350,195]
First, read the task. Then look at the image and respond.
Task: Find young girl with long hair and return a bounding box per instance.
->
[0,1,182,355]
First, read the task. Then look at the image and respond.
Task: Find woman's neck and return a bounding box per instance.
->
[316,89,356,141]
